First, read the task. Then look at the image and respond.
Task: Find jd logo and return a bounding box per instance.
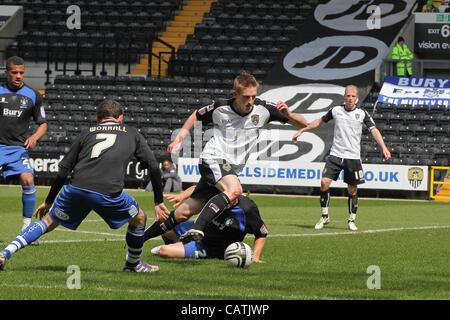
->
[283,36,387,80]
[315,0,415,32]
[257,84,344,162]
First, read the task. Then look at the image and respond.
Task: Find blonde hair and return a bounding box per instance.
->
[345,85,359,95]
[233,71,259,94]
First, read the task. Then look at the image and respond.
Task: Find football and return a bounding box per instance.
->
[224,242,253,268]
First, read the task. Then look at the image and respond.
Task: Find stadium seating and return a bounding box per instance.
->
[39,74,228,160]
[170,0,317,81]
[363,101,450,165]
[3,0,181,63]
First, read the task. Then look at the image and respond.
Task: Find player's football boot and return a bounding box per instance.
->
[150,245,162,256]
[179,229,204,243]
[314,216,330,230]
[0,252,7,271]
[348,220,358,231]
[123,260,159,273]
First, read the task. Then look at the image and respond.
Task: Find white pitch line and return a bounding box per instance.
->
[2,225,449,247]
[0,283,341,300]
[54,229,124,237]
[267,225,450,238]
[0,238,160,246]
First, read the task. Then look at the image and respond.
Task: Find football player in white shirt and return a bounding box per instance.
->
[144,71,307,243]
[293,85,391,231]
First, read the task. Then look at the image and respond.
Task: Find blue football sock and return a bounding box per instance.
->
[22,185,36,219]
[125,225,145,269]
[3,220,48,259]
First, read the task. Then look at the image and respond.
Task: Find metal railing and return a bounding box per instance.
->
[150,38,176,78]
[429,166,450,201]
[379,58,450,83]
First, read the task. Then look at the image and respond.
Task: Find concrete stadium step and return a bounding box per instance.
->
[131,0,216,77]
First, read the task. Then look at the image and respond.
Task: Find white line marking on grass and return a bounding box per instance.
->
[0,283,342,300]
[2,225,448,246]
[54,229,124,237]
[268,225,450,238]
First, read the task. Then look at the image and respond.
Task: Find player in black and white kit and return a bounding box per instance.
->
[144,71,307,243]
[147,186,268,263]
[0,100,169,272]
[293,85,391,231]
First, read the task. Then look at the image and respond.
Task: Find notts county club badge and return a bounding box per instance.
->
[222,163,232,172]
[251,114,260,126]
[408,167,424,189]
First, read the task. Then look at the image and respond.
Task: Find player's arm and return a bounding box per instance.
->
[275,101,308,129]
[165,185,196,208]
[292,117,325,141]
[135,133,170,220]
[25,95,48,149]
[167,111,197,153]
[168,101,219,153]
[252,236,267,263]
[241,197,269,263]
[364,110,391,160]
[371,128,391,160]
[34,135,82,219]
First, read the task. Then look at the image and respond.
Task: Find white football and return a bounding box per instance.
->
[224,242,253,268]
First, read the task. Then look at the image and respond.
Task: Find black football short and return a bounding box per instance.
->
[322,155,365,185]
[190,159,239,200]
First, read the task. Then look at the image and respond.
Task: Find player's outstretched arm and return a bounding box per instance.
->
[34,174,66,219]
[165,185,196,208]
[370,128,391,160]
[252,237,267,263]
[276,101,308,129]
[292,118,324,141]
[167,111,198,154]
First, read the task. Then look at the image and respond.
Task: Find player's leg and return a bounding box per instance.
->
[315,155,342,230]
[2,147,35,231]
[123,208,158,272]
[144,197,205,241]
[0,214,59,270]
[159,241,207,259]
[315,177,332,229]
[180,160,242,242]
[150,217,193,255]
[347,184,358,231]
[19,172,36,231]
[182,175,242,242]
[343,159,365,231]
[144,177,216,241]
[91,190,158,273]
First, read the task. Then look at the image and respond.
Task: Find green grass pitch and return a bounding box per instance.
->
[0,185,449,300]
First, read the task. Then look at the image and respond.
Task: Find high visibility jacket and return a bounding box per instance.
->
[390,43,414,76]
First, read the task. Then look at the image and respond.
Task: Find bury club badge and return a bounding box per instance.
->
[20,97,29,109]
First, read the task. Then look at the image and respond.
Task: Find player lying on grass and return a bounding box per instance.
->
[0,99,169,272]
[145,185,268,263]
